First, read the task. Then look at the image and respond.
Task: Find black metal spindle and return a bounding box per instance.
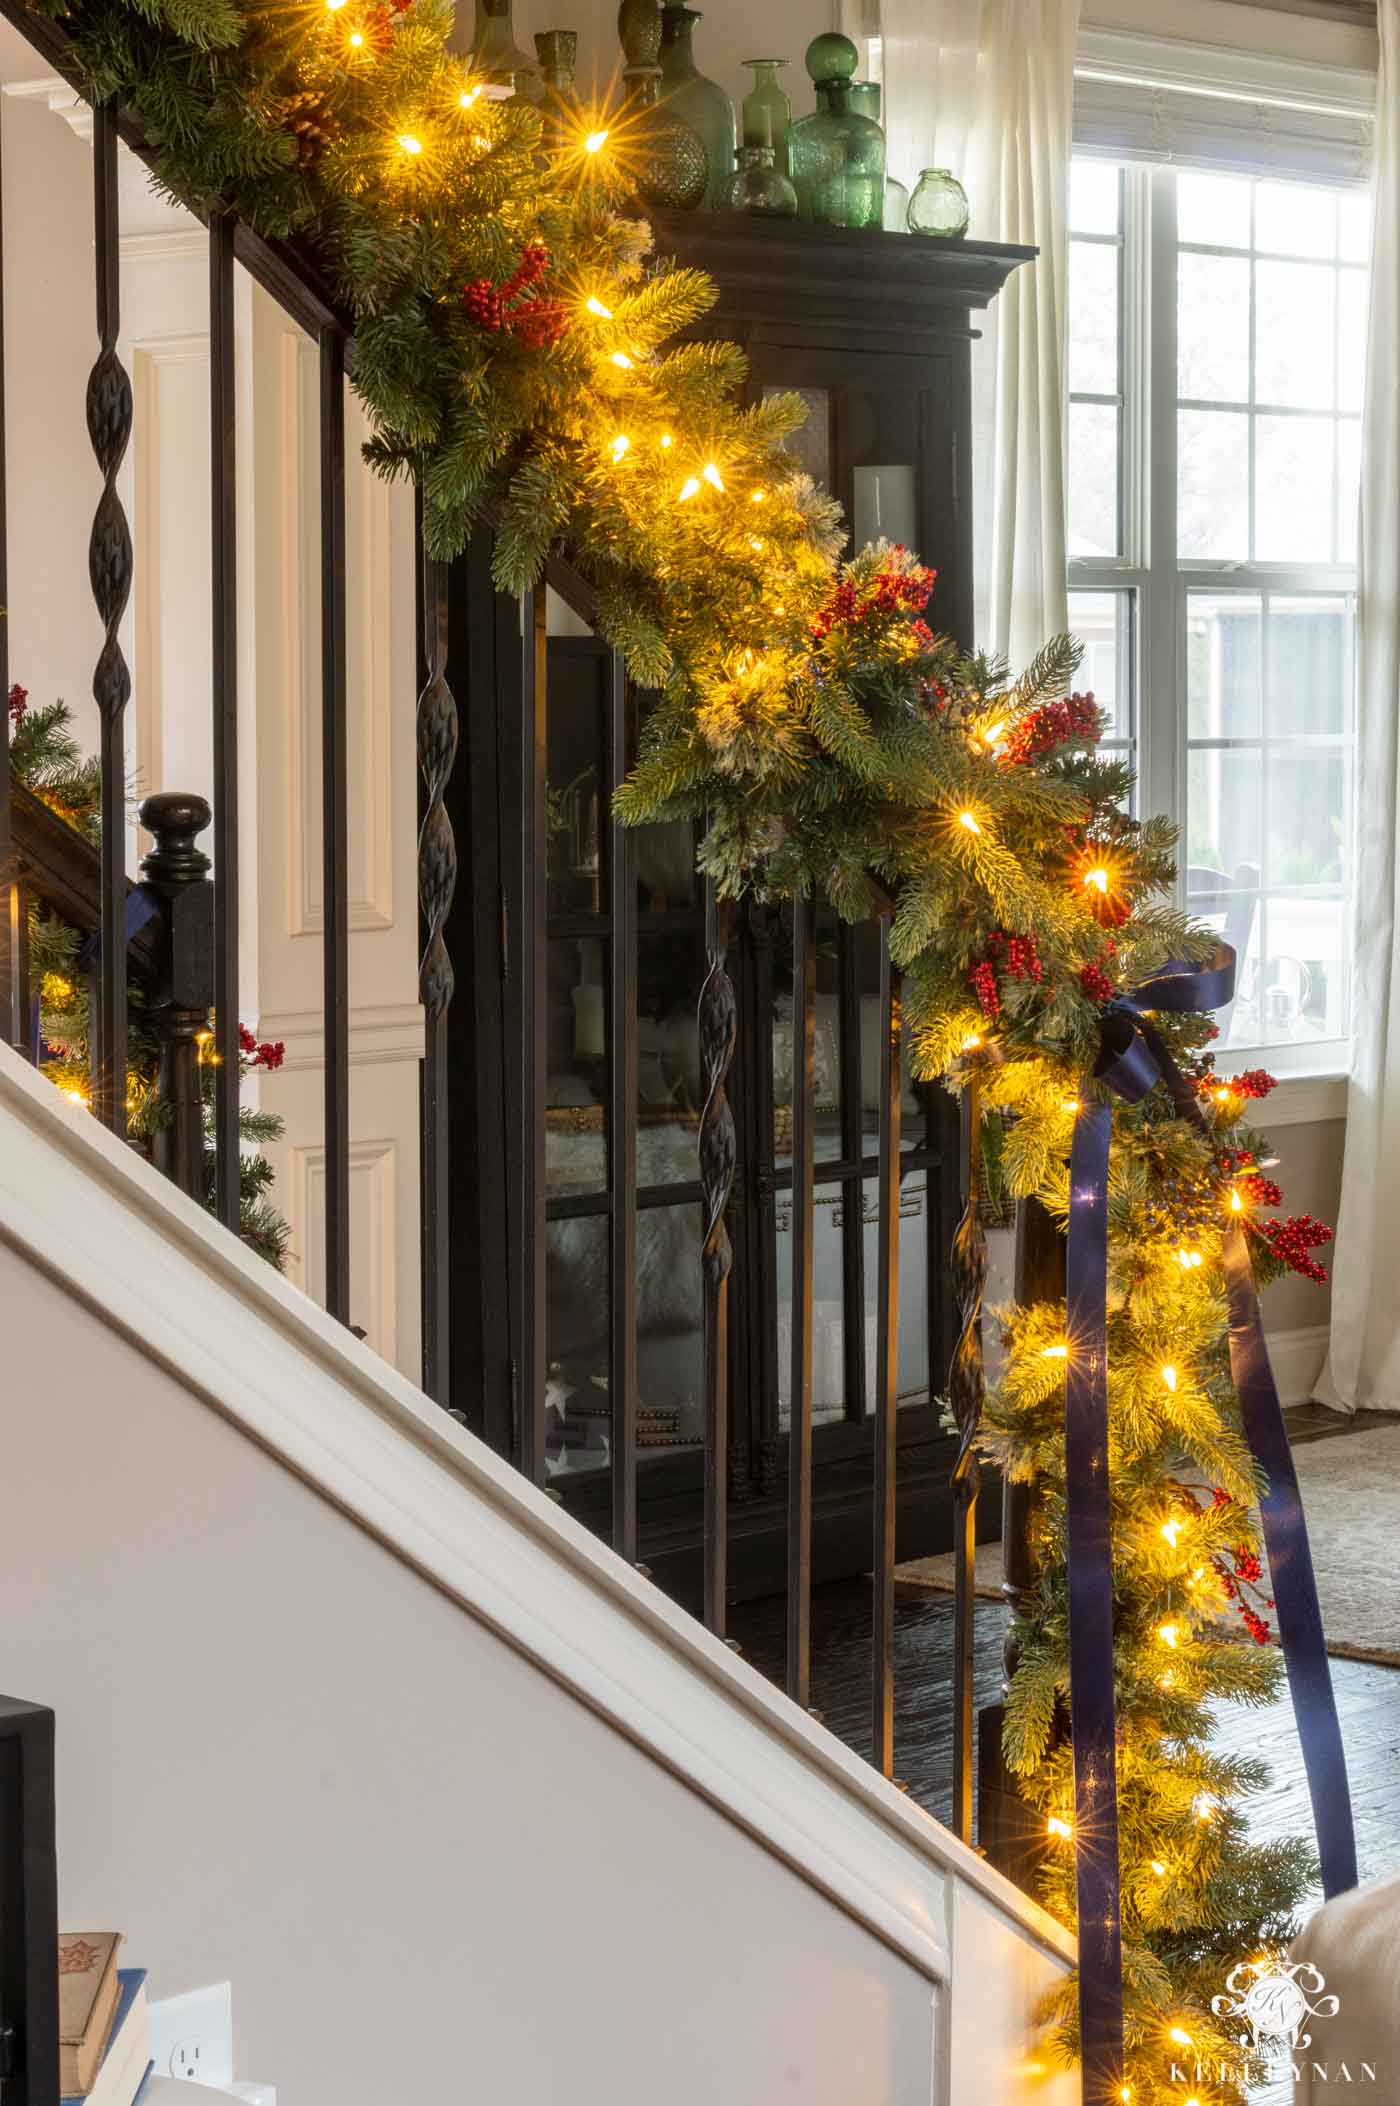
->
[698,881,736,1636]
[607,651,639,1559]
[871,921,902,1775]
[837,923,867,1420]
[139,793,215,1201]
[786,892,817,1705]
[949,1068,988,1844]
[417,552,457,1405]
[210,210,240,1230]
[318,328,351,1323]
[0,1695,60,2106]
[518,586,548,1483]
[87,102,133,1134]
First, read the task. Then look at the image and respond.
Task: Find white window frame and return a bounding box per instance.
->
[1068,149,1365,1079]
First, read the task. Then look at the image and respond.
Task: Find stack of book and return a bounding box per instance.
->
[59,1934,152,2106]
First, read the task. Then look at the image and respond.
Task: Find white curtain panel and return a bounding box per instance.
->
[848,0,1081,663]
[1319,0,1400,1414]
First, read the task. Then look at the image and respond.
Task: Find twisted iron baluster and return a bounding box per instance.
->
[88,102,134,1131]
[949,1068,987,1843]
[417,555,458,1408]
[698,886,736,1636]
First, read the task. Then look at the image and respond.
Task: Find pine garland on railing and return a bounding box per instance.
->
[26,0,1335,2088]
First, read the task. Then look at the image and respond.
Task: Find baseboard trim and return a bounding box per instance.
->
[1267,1323,1330,1408]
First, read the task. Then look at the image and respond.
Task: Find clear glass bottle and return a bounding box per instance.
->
[725,143,798,218]
[788,33,885,231]
[659,6,737,211]
[908,165,970,238]
[741,58,792,177]
[848,82,907,232]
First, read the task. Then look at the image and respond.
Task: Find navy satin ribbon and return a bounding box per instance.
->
[1064,945,1356,2095]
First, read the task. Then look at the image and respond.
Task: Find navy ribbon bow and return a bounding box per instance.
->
[1064,945,1356,2101]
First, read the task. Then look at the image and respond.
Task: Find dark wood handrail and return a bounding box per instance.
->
[10,782,162,979]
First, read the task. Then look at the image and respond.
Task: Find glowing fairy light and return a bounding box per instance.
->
[1046,1815,1072,1839]
[611,434,630,462]
[1193,1792,1218,1822]
[750,488,767,503]
[585,295,613,319]
[701,462,725,492]
[1162,1516,1182,1549]
[326,0,347,10]
[1158,1622,1180,1649]
[1230,1188,1244,1213]
[982,721,1006,746]
[750,537,765,552]
[1042,1343,1069,1361]
[1169,2028,1192,2048]
[678,476,701,502]
[1160,1364,1178,1393]
[1061,1098,1080,1113]
[348,30,364,44]
[460,84,482,107]
[1084,865,1110,894]
[960,1032,982,1053]
[958,810,981,835]
[398,133,423,155]
[1177,1248,1202,1270]
[1150,1860,1166,1876]
[1215,1086,1234,1105]
[62,1087,88,1108]
[610,351,633,370]
[584,127,609,153]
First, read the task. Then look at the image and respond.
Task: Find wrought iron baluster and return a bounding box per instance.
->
[871,921,903,1776]
[210,210,240,1230]
[87,101,133,1134]
[606,651,639,1561]
[417,552,457,1406]
[139,793,215,1201]
[0,1695,60,2106]
[786,892,817,1706]
[698,881,736,1637]
[0,121,12,1053]
[518,585,548,1484]
[318,328,351,1323]
[949,1068,988,1844]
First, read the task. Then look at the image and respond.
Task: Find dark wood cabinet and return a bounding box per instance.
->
[440,220,1029,1611]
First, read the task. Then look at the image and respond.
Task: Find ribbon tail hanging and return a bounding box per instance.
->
[1064,1098,1125,2099]
[1221,1224,1358,1900]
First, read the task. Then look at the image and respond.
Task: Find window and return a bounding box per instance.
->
[1067,158,1366,1065]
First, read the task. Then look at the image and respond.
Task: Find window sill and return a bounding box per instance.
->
[1219,1068,1349,1127]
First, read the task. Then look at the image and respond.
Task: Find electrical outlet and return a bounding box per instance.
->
[148,1982,235,2089]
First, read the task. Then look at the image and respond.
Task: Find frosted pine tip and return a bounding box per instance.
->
[958,810,981,834]
[610,435,630,462]
[584,128,610,153]
[585,295,613,319]
[678,477,701,502]
[702,462,724,492]
[397,133,423,155]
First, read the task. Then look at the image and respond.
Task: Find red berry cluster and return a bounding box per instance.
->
[1210,1489,1274,1644]
[239,1022,286,1072]
[1002,691,1100,766]
[462,240,566,345]
[1229,1067,1277,1100]
[1080,960,1116,1005]
[1216,1145,1254,1174]
[968,931,1045,1016]
[7,682,27,725]
[1256,1213,1333,1284]
[1238,1171,1283,1208]
[970,961,1000,1016]
[809,557,936,642]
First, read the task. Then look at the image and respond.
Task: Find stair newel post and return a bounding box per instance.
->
[138,792,215,1203]
[977,1189,1064,1889]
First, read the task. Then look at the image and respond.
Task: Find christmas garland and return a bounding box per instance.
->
[35,0,1336,2092]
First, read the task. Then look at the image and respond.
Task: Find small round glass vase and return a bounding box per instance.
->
[907,166,970,238]
[725,143,797,218]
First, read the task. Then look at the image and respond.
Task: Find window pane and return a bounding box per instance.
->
[1255,261,1336,409]
[1178,252,1250,402]
[1255,179,1336,259]
[1337,419,1361,565]
[547,1214,611,1478]
[1254,415,1334,562]
[1338,268,1368,413]
[1187,747,1263,886]
[1339,190,1371,264]
[1070,159,1121,236]
[1188,594,1261,741]
[1257,894,1348,1045]
[1068,588,1134,745]
[1178,409,1249,559]
[861,1171,932,1410]
[1267,598,1350,737]
[1178,170,1251,249]
[1266,745,1347,886]
[776,1188,847,1428]
[1068,400,1120,558]
[1070,239,1119,395]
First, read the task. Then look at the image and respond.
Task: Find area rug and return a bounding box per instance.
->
[896,1420,1400,1666]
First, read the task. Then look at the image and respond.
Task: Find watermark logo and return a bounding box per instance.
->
[1211,1957,1339,2059]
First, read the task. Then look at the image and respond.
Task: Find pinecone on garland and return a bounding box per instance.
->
[277,89,339,168]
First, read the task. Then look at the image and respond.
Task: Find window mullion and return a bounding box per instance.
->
[1141,162,1181,857]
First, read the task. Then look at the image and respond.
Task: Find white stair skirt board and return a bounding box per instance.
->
[0,1044,1074,2000]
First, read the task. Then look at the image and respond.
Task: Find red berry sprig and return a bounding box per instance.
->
[1209,1489,1274,1644]
[1080,960,1116,1005]
[238,1023,286,1072]
[809,556,936,642]
[462,240,567,345]
[7,682,27,724]
[1003,691,1101,766]
[1255,1213,1333,1284]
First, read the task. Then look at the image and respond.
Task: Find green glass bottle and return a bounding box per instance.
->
[725,143,798,217]
[741,58,792,177]
[789,33,885,230]
[908,166,971,238]
[617,0,708,211]
[534,30,580,152]
[848,82,907,232]
[659,6,736,210]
